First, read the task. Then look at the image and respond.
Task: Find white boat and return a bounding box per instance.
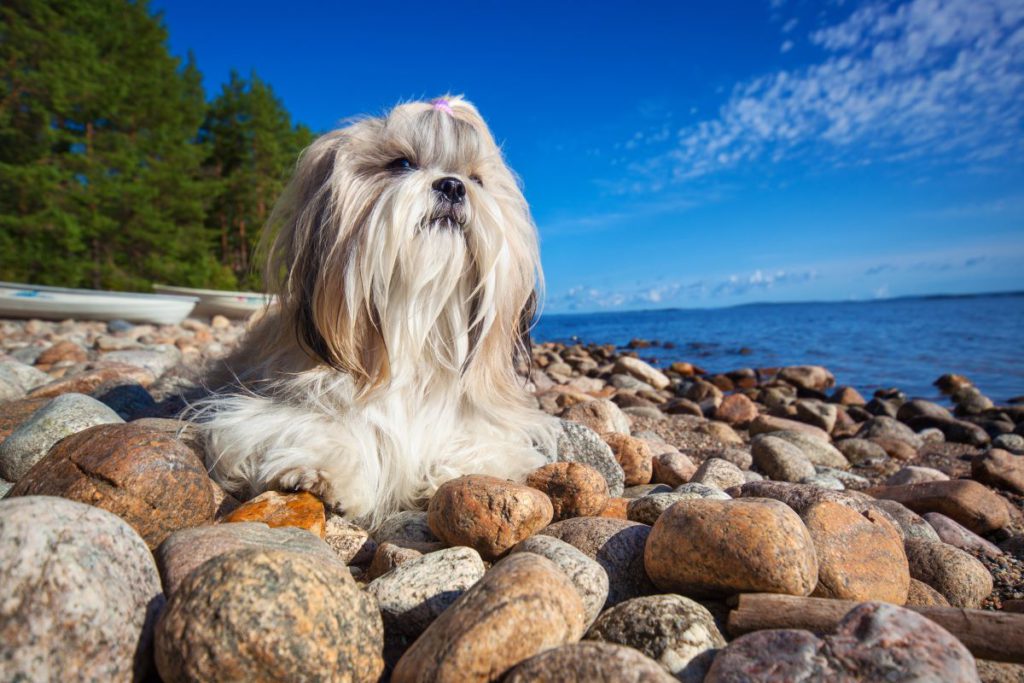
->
[153,285,274,319]
[0,281,197,325]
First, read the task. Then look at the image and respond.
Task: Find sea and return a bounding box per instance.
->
[533,292,1024,404]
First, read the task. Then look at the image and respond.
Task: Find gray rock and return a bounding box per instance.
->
[708,447,753,470]
[905,538,993,608]
[674,482,731,499]
[690,457,745,490]
[769,430,850,469]
[705,629,832,682]
[539,419,626,496]
[102,346,181,378]
[794,400,838,433]
[627,487,730,525]
[0,480,11,498]
[505,642,678,683]
[726,480,871,515]
[0,357,50,392]
[0,393,123,481]
[923,512,1003,558]
[323,514,377,564]
[610,373,655,392]
[374,511,442,550]
[897,399,955,422]
[560,398,632,435]
[0,496,163,682]
[836,438,889,465]
[623,483,673,498]
[993,433,1024,453]
[367,546,486,637]
[856,416,924,449]
[751,435,817,482]
[870,500,940,543]
[586,594,726,678]
[800,473,845,490]
[885,466,949,486]
[622,406,666,421]
[904,415,990,446]
[510,535,609,627]
[815,466,869,489]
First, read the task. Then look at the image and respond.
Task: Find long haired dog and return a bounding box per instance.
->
[199,96,558,527]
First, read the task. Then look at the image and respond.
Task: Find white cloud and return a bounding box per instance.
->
[782,18,799,33]
[636,0,1024,184]
[780,40,795,53]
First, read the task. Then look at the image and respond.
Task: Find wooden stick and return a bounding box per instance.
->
[727,593,1024,664]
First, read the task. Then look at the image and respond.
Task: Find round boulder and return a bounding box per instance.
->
[526,461,610,521]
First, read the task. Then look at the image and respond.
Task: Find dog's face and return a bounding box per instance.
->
[265,97,541,391]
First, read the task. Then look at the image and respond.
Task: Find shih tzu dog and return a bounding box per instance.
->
[198,96,558,527]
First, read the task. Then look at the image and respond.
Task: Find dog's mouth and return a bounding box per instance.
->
[423,203,467,231]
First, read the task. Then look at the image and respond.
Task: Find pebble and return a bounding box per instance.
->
[560,398,631,435]
[526,461,610,520]
[35,340,88,366]
[155,521,346,596]
[707,446,753,469]
[906,577,951,606]
[751,435,816,482]
[601,432,653,486]
[867,479,1010,534]
[509,535,609,627]
[366,542,422,581]
[0,357,50,393]
[644,498,818,598]
[856,416,924,449]
[768,430,850,469]
[390,553,585,683]
[801,501,909,603]
[794,399,838,433]
[971,448,1024,494]
[714,393,759,426]
[0,392,123,482]
[368,546,486,637]
[705,628,832,682]
[599,496,630,518]
[613,356,670,390]
[323,514,377,564]
[627,489,729,525]
[886,465,950,486]
[0,396,49,443]
[690,457,746,489]
[993,433,1024,453]
[904,538,994,608]
[102,346,182,377]
[871,499,941,542]
[543,419,625,496]
[427,475,553,561]
[871,437,919,460]
[650,451,697,486]
[9,422,217,548]
[504,642,677,683]
[586,594,725,679]
[155,548,384,683]
[222,490,326,537]
[0,496,163,682]
[923,512,1004,558]
[904,415,991,446]
[539,516,655,607]
[748,414,831,441]
[29,362,155,398]
[375,510,443,551]
[777,365,835,392]
[727,480,871,515]
[836,437,889,464]
[831,385,866,405]
[623,483,673,498]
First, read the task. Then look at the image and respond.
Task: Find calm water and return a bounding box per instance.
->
[534,293,1024,403]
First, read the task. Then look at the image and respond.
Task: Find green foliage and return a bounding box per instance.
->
[0,0,313,292]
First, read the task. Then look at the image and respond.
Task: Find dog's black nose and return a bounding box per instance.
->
[433,176,466,203]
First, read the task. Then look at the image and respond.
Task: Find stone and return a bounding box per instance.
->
[904,415,990,446]
[0,396,48,444]
[375,510,442,550]
[701,420,745,446]
[599,497,630,519]
[427,475,553,561]
[867,480,1010,534]
[993,433,1024,453]
[155,522,346,597]
[906,578,951,607]
[323,514,376,564]
[650,451,697,486]
[871,499,941,542]
[777,365,835,392]
[904,538,994,608]
[727,480,871,515]
[856,416,924,449]
[0,357,50,393]
[102,346,181,378]
[510,535,609,627]
[751,435,817,482]
[707,446,753,470]
[544,420,625,496]
[644,498,818,598]
[601,432,653,486]
[831,385,866,406]
[801,472,845,490]
[872,437,920,460]
[613,356,670,390]
[390,553,585,683]
[561,398,631,435]
[29,363,155,398]
[539,517,655,607]
[801,501,909,603]
[0,496,163,683]
[749,414,830,441]
[222,490,326,537]
[923,512,1003,558]
[526,461,610,520]
[836,438,889,464]
[366,542,422,581]
[35,340,88,366]
[9,422,217,549]
[715,393,758,426]
[690,457,745,490]
[769,430,849,469]
[705,629,831,682]
[623,483,673,498]
[91,381,158,420]
[675,482,733,499]
[627,490,730,526]
[586,595,725,678]
[155,549,383,683]
[368,546,487,637]
[794,400,839,433]
[0,393,123,481]
[504,642,677,683]
[815,466,869,489]
[886,466,949,486]
[972,448,1024,494]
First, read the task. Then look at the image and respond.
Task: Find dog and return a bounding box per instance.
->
[198,96,558,527]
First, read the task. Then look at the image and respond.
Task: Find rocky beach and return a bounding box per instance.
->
[1,315,1023,682]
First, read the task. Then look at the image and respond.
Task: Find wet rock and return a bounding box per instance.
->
[715,393,758,426]
[222,490,326,537]
[802,501,909,603]
[886,466,949,486]
[586,594,725,678]
[155,548,383,683]
[836,437,889,465]
[375,510,442,551]
[368,546,486,637]
[650,451,697,486]
[601,432,653,486]
[526,461,610,521]
[867,480,1010,534]
[155,522,346,596]
[0,496,162,682]
[769,430,849,469]
[561,398,631,435]
[427,475,553,561]
[544,420,625,496]
[9,422,217,549]
[690,457,745,490]
[856,416,924,449]
[539,517,655,607]
[971,448,1024,494]
[904,538,994,608]
[923,512,1003,558]
[505,642,677,683]
[645,498,818,598]
[390,553,585,683]
[613,356,670,390]
[0,392,123,481]
[510,535,609,627]
[751,435,816,482]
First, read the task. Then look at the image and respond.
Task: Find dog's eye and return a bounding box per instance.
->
[387,157,417,172]
[469,174,483,186]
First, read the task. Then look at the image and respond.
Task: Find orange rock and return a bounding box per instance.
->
[29,363,155,398]
[223,490,326,538]
[598,497,629,519]
[526,462,609,521]
[715,394,759,426]
[601,433,653,486]
[0,396,49,444]
[34,340,88,367]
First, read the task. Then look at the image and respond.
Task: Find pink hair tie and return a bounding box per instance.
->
[432,98,454,115]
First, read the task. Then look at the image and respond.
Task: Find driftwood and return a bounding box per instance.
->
[727,593,1024,664]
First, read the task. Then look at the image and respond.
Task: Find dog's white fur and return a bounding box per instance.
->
[197,96,558,527]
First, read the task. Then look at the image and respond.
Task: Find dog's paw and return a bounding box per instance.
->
[276,467,346,515]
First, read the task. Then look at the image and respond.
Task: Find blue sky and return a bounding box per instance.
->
[156,0,1024,312]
